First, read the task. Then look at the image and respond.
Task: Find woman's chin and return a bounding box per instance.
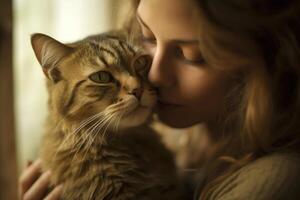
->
[158,117,195,129]
[156,109,201,129]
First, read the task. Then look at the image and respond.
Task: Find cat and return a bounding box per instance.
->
[31,31,184,200]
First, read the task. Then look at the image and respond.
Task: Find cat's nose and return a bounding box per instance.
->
[129,88,143,100]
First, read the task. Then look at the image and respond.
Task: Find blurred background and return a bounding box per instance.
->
[1,0,127,198]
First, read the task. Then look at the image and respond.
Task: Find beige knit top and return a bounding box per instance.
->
[200,151,300,200]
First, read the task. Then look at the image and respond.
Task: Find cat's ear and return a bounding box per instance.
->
[31,33,72,82]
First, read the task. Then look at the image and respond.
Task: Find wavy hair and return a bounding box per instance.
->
[194,0,300,198]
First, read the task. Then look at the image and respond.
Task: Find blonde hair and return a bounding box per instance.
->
[195,0,300,198]
[122,0,300,198]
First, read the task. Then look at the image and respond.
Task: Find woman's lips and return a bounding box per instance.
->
[157,100,182,109]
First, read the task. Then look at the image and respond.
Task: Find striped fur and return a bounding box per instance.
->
[31,31,184,199]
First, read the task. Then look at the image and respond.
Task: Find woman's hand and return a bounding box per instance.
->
[19,159,63,200]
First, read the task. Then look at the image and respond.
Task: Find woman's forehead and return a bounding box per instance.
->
[137,0,201,40]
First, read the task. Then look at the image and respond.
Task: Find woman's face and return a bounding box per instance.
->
[137,0,234,128]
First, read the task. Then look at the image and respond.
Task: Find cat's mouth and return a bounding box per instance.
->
[116,95,154,128]
[123,98,139,115]
[122,96,151,117]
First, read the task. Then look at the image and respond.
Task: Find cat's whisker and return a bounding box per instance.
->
[113,114,121,133]
[62,113,100,146]
[101,112,118,141]
[57,112,102,152]
[53,112,96,142]
[97,113,117,143]
[72,112,105,136]
[87,116,107,145]
[55,112,105,162]
[104,99,130,114]
[78,114,115,168]
[86,111,116,151]
[75,111,113,157]
[111,109,125,133]
[71,112,108,146]
[116,111,126,133]
[75,113,108,148]
[71,119,103,164]
[102,104,132,134]
[70,91,132,174]
[94,118,110,143]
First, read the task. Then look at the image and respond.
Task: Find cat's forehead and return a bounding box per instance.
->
[60,38,140,80]
[75,39,137,73]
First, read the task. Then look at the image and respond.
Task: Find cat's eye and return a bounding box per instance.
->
[89,71,114,83]
[132,54,152,77]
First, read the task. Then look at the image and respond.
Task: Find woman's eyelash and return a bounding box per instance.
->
[181,54,206,65]
[184,57,206,65]
[174,47,206,65]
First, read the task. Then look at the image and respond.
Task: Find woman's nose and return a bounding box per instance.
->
[147,48,175,88]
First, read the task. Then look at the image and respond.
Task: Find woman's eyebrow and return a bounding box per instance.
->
[136,13,151,30]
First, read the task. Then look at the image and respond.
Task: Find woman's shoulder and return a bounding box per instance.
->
[245,151,300,173]
[209,151,300,200]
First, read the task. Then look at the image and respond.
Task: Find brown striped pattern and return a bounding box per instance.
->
[53,33,140,116]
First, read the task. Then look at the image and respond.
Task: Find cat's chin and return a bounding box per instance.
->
[118,106,153,130]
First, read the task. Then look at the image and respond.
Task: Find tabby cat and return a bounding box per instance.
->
[31,31,184,199]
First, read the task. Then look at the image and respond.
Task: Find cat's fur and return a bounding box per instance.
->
[31,32,183,199]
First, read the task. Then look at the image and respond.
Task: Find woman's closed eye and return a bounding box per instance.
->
[174,46,206,65]
[136,13,205,65]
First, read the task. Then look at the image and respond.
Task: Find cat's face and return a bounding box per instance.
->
[31,33,157,131]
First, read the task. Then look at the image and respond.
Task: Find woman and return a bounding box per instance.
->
[19,0,300,199]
